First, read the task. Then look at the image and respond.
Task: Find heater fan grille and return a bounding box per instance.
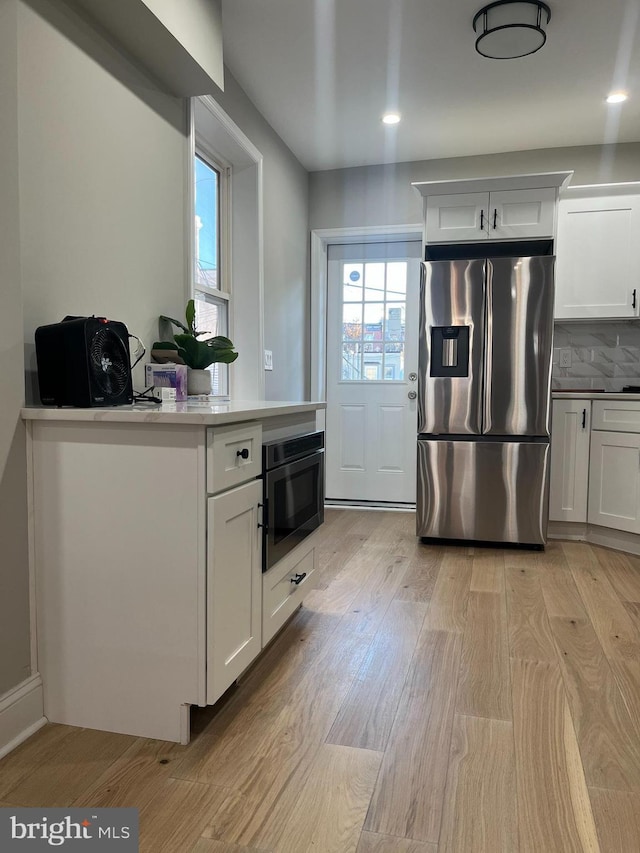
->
[89,327,131,398]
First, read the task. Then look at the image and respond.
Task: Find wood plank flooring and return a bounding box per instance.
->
[3,510,640,851]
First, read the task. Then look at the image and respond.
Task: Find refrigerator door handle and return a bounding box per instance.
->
[483,259,492,434]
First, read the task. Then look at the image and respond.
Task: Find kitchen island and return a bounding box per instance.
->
[22,401,325,744]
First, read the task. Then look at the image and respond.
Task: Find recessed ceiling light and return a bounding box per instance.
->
[382,113,401,125]
[606,91,628,104]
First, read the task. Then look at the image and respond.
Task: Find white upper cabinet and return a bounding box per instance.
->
[554,185,640,320]
[425,187,556,243]
[414,173,571,245]
[425,191,488,243]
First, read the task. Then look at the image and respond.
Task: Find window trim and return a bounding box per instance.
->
[189,96,265,400]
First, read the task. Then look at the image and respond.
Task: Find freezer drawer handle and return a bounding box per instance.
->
[582,408,587,429]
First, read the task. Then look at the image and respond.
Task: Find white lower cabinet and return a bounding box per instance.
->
[207,478,263,705]
[588,430,640,534]
[549,400,590,522]
[262,538,318,646]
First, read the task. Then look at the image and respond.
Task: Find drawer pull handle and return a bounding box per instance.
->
[480,209,484,231]
[236,448,250,460]
[633,289,637,310]
[291,572,307,585]
[582,408,587,429]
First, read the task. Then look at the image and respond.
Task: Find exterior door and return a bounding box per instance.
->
[326,241,421,503]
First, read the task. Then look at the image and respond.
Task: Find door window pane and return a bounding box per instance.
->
[343,304,362,340]
[338,259,408,381]
[386,262,407,298]
[364,263,385,301]
[342,342,362,379]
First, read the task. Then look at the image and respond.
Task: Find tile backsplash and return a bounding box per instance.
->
[552,321,640,392]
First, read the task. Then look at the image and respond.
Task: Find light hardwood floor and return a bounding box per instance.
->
[2,509,640,852]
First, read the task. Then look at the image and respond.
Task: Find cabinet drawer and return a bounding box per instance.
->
[592,400,640,433]
[262,540,318,646]
[207,423,262,494]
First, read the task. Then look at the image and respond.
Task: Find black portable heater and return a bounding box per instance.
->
[35,316,134,407]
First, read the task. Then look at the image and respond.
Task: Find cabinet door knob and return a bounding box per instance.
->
[236,448,250,460]
[291,572,307,585]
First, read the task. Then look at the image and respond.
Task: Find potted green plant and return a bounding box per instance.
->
[152,299,238,395]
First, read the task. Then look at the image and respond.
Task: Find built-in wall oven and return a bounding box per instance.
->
[261,431,325,572]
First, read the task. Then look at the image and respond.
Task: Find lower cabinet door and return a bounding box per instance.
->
[549,400,590,523]
[207,479,262,704]
[588,430,640,534]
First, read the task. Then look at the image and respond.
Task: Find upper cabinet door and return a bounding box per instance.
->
[490,188,556,239]
[425,192,488,243]
[554,193,640,320]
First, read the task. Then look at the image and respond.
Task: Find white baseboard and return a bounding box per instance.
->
[0,674,46,760]
[547,521,640,557]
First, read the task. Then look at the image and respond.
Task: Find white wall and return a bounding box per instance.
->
[212,71,310,401]
[19,0,189,400]
[309,142,640,230]
[0,0,31,697]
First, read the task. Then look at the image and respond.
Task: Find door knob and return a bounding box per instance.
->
[408,391,417,400]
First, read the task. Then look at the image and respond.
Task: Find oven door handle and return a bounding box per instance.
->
[257,500,268,532]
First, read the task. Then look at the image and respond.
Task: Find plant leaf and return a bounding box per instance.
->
[159,314,190,334]
[185,299,197,335]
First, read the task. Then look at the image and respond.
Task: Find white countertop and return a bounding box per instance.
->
[552,392,640,401]
[21,399,326,426]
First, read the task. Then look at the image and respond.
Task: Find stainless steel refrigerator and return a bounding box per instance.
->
[417,255,554,546]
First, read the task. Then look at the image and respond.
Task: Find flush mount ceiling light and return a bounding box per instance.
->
[473,0,551,59]
[606,91,628,104]
[382,113,401,125]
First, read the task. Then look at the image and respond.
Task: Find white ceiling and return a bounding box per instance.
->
[220,0,640,172]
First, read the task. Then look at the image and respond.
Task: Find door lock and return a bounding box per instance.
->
[408,372,418,381]
[408,391,417,400]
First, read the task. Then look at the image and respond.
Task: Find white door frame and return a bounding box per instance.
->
[310,224,423,408]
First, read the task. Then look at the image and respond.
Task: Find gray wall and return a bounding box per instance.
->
[20,0,188,400]
[309,142,640,230]
[0,0,31,696]
[0,0,311,702]
[211,71,310,401]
